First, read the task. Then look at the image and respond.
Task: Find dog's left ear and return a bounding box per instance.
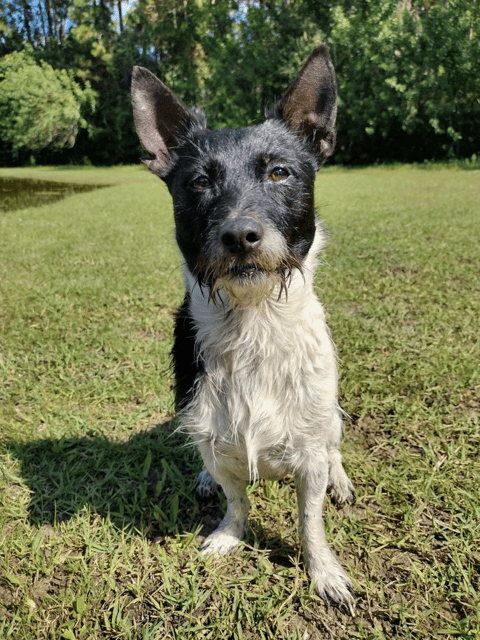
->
[267,44,337,166]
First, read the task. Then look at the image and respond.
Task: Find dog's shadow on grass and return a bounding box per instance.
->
[7,421,297,561]
[8,421,215,540]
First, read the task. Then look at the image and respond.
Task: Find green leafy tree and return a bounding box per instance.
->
[0,0,479,165]
[201,0,323,129]
[329,0,480,163]
[0,48,95,158]
[126,0,323,130]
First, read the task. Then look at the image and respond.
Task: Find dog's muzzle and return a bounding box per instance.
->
[217,216,267,282]
[195,216,298,302]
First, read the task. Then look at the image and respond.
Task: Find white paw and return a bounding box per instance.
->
[327,477,355,507]
[200,530,242,556]
[310,565,355,608]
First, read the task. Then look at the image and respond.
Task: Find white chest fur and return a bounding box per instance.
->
[180,231,341,481]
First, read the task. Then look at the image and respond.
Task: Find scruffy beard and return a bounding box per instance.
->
[192,253,303,307]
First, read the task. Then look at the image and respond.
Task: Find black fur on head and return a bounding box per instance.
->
[131,45,337,302]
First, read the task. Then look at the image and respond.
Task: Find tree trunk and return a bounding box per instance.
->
[21,0,32,43]
[118,0,123,32]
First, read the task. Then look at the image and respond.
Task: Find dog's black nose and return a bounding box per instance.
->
[219,217,263,255]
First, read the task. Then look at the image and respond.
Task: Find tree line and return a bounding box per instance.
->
[0,0,479,166]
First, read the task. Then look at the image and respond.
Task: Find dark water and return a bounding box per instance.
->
[0,177,106,212]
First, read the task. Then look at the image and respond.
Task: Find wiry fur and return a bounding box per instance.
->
[131,44,356,608]
[181,224,330,482]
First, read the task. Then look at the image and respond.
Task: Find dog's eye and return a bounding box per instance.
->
[269,167,290,182]
[191,176,210,190]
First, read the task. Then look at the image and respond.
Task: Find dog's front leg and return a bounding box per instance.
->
[295,458,354,606]
[198,451,249,556]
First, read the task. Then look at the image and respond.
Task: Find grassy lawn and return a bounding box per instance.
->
[0,164,479,639]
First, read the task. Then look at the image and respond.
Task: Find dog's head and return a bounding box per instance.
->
[131,45,336,304]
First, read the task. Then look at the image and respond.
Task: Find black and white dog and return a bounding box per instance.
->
[131,45,355,606]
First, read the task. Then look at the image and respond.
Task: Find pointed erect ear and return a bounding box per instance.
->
[131,66,200,177]
[267,45,337,166]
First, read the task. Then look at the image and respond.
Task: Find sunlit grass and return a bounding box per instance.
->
[1,165,479,639]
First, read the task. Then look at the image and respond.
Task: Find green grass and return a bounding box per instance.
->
[0,164,479,639]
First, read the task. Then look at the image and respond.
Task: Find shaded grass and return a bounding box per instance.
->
[0,165,479,638]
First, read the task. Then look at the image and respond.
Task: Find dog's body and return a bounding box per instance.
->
[132,45,355,605]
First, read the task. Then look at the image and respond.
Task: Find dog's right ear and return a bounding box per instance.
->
[267,45,337,166]
[131,66,200,177]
